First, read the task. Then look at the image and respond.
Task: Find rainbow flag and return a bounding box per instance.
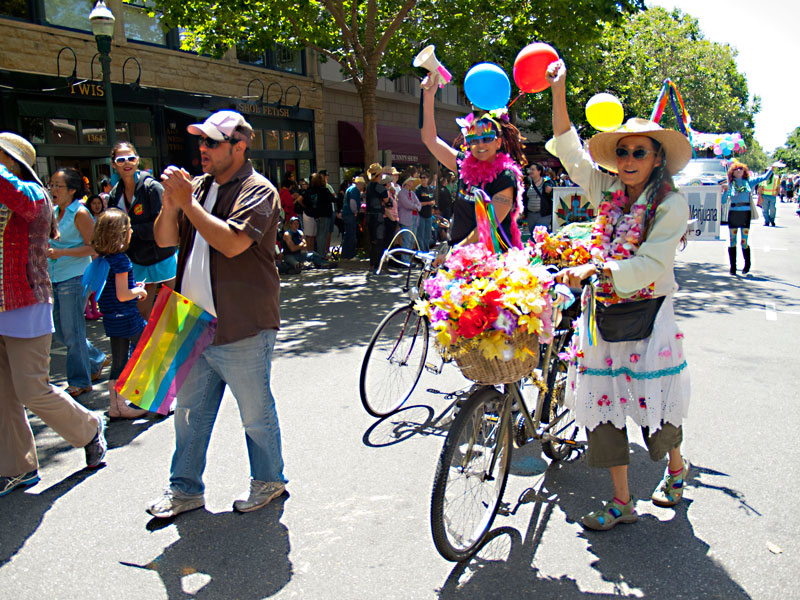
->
[115,286,217,415]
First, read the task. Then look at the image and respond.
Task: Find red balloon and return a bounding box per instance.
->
[513,43,559,93]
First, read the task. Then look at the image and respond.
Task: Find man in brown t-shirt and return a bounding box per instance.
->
[148,110,286,518]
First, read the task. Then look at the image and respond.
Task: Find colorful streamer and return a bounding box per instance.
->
[649,79,695,156]
[474,189,511,254]
[115,286,217,415]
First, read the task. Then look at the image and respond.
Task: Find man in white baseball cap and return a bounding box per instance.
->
[187,110,254,144]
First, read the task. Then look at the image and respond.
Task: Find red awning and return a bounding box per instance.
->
[338,121,432,165]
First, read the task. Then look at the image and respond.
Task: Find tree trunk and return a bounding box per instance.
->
[359,73,380,169]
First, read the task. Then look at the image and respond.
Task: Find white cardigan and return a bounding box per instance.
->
[553,128,689,298]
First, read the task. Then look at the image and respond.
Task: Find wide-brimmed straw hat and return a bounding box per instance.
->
[366,162,383,178]
[353,176,366,184]
[0,132,45,187]
[587,118,693,175]
[402,176,422,188]
[383,166,401,175]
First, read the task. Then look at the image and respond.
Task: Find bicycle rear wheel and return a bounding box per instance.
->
[359,304,429,417]
[542,350,581,461]
[431,386,512,562]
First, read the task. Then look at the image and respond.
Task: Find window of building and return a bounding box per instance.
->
[81,120,107,144]
[297,131,310,152]
[250,130,264,150]
[298,159,311,182]
[44,0,94,32]
[123,1,167,46]
[48,118,79,144]
[265,129,280,151]
[131,122,152,147]
[21,117,46,144]
[281,130,295,151]
[237,43,306,75]
[0,0,31,19]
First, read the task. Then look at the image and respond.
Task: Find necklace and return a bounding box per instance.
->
[590,189,653,303]
[458,152,522,189]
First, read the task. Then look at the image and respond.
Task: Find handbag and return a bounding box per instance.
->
[594,296,665,342]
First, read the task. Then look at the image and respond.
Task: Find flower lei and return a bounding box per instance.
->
[590,189,654,304]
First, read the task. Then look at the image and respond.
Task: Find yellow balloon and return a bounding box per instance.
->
[585,93,624,132]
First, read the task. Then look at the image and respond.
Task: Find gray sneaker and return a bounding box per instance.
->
[84,417,107,469]
[146,488,205,519]
[233,480,286,513]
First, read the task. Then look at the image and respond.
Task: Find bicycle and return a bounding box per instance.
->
[429,286,586,562]
[359,242,449,418]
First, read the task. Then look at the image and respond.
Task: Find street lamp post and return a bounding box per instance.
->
[89,0,116,147]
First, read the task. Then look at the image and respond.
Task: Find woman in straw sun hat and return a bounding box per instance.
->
[547,59,692,531]
[0,132,107,496]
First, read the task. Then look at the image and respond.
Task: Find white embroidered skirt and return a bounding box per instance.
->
[564,294,690,432]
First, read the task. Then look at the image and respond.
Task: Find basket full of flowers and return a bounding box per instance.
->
[413,244,555,385]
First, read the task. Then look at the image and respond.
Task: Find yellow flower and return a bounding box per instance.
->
[413,299,430,316]
[479,330,509,360]
[518,313,542,335]
[435,326,453,347]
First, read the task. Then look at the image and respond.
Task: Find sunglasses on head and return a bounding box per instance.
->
[198,135,235,149]
[114,156,137,165]
[615,147,656,160]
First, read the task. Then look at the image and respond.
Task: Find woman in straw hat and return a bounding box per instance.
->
[397,174,422,260]
[546,60,692,531]
[0,132,106,496]
[420,76,527,251]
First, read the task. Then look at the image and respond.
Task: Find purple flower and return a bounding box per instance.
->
[493,309,518,335]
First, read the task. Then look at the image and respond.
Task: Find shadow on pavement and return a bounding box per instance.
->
[275,266,422,357]
[0,466,104,567]
[675,260,800,317]
[126,497,291,599]
[438,446,753,600]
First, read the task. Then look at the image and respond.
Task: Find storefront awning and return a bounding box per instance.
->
[338,121,431,165]
[165,106,212,120]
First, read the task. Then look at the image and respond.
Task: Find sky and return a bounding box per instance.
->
[647,0,800,153]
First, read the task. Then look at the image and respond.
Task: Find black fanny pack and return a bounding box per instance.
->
[595,296,665,342]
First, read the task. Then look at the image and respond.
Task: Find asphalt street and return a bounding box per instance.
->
[1,203,798,599]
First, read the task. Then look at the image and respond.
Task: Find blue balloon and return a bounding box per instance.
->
[723,146,732,157]
[463,63,511,110]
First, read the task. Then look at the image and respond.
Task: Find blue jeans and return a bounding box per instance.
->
[400,216,419,263]
[52,275,105,388]
[762,196,776,225]
[342,214,357,259]
[416,215,433,252]
[169,329,286,495]
[315,216,331,255]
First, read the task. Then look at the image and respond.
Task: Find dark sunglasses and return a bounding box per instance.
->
[198,136,234,149]
[615,147,655,160]
[113,156,137,165]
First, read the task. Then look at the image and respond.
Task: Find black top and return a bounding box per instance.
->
[365,181,388,215]
[303,185,335,219]
[109,171,178,266]
[437,186,453,219]
[451,155,518,245]
[416,185,434,218]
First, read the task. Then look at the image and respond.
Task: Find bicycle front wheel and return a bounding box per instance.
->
[359,304,429,417]
[431,386,512,562]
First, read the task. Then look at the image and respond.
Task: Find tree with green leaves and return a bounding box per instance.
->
[773,127,800,172]
[570,7,759,153]
[739,137,769,173]
[146,0,644,167]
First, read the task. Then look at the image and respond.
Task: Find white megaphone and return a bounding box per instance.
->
[413,45,452,88]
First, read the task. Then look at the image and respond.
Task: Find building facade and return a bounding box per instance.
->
[0,0,322,192]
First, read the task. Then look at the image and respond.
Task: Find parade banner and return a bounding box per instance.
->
[115,287,217,415]
[552,185,721,241]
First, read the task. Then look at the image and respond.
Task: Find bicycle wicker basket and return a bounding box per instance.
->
[451,330,540,385]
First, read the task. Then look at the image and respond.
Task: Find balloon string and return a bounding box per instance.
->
[507,91,525,108]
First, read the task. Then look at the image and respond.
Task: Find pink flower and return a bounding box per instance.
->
[597,399,604,406]
[638,397,647,408]
[624,373,631,382]
[630,353,640,363]
[658,348,672,359]
[606,357,613,367]
[675,333,685,340]
[620,397,627,404]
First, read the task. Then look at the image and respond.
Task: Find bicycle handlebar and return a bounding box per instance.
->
[376,246,441,274]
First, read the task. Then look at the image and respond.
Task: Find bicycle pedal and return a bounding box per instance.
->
[424,363,439,374]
